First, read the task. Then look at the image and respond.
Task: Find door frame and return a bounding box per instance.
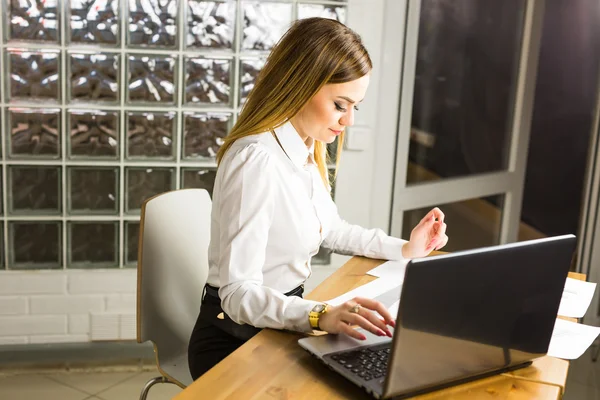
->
[580,69,600,325]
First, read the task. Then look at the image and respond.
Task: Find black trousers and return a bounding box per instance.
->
[188,284,304,381]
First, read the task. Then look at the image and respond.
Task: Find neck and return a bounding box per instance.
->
[289,118,313,148]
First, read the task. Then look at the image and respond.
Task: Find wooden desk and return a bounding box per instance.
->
[176,256,583,400]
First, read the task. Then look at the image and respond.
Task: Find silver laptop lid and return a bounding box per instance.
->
[383,235,576,398]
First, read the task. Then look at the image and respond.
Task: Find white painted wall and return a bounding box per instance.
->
[0,270,136,344]
[307,0,397,292]
[0,0,397,344]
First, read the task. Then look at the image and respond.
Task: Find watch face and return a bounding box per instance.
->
[312,304,326,313]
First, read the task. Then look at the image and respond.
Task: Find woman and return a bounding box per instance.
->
[188,17,448,380]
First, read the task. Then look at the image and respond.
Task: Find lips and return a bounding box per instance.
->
[329,129,343,136]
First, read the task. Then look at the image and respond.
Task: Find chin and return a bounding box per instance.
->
[324,135,337,144]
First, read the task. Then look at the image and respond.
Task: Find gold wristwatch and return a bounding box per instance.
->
[309,303,330,330]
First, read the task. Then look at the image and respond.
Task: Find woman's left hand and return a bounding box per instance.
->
[402,207,448,258]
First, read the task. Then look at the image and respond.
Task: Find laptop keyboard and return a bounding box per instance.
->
[330,345,390,381]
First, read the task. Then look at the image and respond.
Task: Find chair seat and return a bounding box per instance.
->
[158,350,193,388]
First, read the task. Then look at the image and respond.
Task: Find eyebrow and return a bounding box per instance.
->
[336,96,363,104]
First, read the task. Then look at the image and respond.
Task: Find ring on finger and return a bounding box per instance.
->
[349,304,361,314]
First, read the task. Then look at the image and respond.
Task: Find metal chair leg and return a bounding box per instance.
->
[139,376,179,400]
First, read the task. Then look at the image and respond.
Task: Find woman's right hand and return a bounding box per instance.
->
[318,297,395,340]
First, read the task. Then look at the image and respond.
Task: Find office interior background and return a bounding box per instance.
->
[1,0,600,398]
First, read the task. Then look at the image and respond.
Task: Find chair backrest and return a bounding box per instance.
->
[137,189,211,387]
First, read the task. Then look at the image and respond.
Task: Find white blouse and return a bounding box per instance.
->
[206,121,407,333]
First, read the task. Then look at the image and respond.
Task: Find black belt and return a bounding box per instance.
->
[204,284,304,300]
[201,283,305,341]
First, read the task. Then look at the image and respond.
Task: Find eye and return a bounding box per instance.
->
[334,102,346,112]
[354,105,360,111]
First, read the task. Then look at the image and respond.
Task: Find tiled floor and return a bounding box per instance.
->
[0,367,183,400]
[2,346,600,400]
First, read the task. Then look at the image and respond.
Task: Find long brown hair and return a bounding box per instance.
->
[216,17,372,186]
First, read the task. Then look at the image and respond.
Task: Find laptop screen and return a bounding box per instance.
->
[384,235,576,397]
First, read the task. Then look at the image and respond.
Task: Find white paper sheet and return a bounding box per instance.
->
[547,318,600,360]
[557,278,597,318]
[387,300,400,318]
[325,278,401,306]
[367,260,410,282]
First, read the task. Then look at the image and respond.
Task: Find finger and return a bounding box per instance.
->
[427,222,446,248]
[344,313,387,337]
[426,241,436,252]
[436,222,447,239]
[343,309,387,334]
[356,308,393,337]
[419,208,436,225]
[431,232,449,251]
[426,234,438,251]
[436,235,449,250]
[339,322,367,340]
[352,297,394,325]
[432,207,445,224]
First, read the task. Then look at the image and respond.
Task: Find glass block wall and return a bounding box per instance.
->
[0,0,347,270]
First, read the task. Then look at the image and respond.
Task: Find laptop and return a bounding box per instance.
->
[299,234,577,399]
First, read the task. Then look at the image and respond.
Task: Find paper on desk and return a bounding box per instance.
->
[557,278,597,318]
[387,300,400,318]
[326,278,401,306]
[367,260,409,282]
[547,318,600,360]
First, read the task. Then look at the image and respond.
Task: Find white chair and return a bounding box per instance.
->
[136,189,212,399]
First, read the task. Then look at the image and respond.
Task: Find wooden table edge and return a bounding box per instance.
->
[175,255,584,400]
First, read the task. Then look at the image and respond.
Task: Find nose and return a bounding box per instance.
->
[339,109,355,127]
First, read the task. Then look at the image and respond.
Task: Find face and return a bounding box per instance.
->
[290,74,370,145]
